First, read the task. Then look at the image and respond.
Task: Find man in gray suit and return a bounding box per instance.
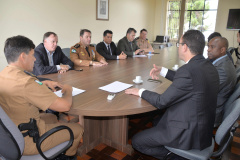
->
[125,30,219,159]
[207,37,237,127]
[117,28,144,56]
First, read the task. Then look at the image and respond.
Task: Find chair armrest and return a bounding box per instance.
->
[211,124,237,158]
[36,125,74,160]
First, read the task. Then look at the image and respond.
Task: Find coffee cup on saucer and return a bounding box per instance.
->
[133,76,143,84]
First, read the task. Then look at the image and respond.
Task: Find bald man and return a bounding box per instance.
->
[207,37,237,127]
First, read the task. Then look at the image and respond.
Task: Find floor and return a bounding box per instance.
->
[59,112,240,160]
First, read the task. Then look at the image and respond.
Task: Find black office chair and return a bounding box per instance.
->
[163,98,240,160]
[62,48,70,58]
[0,105,74,160]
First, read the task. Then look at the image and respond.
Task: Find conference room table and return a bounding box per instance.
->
[39,46,185,156]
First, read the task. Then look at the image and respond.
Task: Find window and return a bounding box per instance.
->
[167,1,182,39]
[184,0,219,40]
[167,0,219,41]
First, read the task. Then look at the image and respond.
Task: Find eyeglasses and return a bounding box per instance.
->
[176,43,186,47]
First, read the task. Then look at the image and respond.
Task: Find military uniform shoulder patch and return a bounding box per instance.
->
[135,37,140,40]
[71,49,76,53]
[74,44,80,48]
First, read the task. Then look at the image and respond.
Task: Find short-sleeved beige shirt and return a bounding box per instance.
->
[136,38,153,50]
[0,65,58,135]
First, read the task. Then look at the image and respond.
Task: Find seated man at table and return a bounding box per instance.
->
[207,32,234,64]
[125,30,219,159]
[33,32,74,76]
[207,36,236,127]
[117,28,144,56]
[135,29,154,53]
[70,29,108,68]
[0,35,83,160]
[96,30,127,60]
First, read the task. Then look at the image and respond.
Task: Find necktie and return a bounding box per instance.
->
[129,42,133,51]
[86,47,90,57]
[107,45,111,55]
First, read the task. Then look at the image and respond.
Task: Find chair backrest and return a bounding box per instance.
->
[166,42,172,47]
[227,47,235,55]
[215,98,240,145]
[91,43,97,49]
[62,48,70,58]
[223,83,240,114]
[159,45,165,49]
[0,106,24,160]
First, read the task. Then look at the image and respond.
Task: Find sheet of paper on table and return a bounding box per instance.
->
[99,81,133,93]
[54,87,85,97]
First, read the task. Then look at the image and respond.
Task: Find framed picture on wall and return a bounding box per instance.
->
[96,0,109,20]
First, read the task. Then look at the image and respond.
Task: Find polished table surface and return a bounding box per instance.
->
[39,46,184,155]
[40,47,183,116]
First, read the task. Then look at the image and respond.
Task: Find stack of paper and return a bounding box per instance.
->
[54,87,85,97]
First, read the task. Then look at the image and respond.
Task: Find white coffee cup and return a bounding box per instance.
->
[173,64,179,69]
[135,76,142,83]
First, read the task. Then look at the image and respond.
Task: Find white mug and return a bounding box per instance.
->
[135,76,142,82]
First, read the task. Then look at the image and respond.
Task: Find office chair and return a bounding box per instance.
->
[166,43,172,47]
[159,45,165,49]
[227,47,235,55]
[91,43,97,49]
[0,105,74,160]
[164,98,240,160]
[62,48,71,58]
[223,82,240,109]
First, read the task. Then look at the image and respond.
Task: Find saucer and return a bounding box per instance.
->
[133,79,143,84]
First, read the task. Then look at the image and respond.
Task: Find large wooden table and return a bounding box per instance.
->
[40,47,184,155]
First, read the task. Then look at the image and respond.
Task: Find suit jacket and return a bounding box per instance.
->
[33,43,73,76]
[117,36,139,56]
[141,54,219,150]
[96,41,120,60]
[213,55,236,125]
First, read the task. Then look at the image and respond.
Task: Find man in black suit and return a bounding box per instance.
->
[96,30,127,60]
[117,28,144,56]
[33,32,73,76]
[125,30,219,159]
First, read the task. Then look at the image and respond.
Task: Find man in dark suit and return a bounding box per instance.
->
[117,28,144,56]
[125,30,219,159]
[207,36,236,127]
[33,32,74,76]
[96,30,127,60]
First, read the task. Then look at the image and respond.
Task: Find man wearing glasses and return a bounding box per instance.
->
[125,30,219,159]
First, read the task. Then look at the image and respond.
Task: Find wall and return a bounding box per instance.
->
[215,0,240,63]
[154,0,167,36]
[0,0,156,71]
